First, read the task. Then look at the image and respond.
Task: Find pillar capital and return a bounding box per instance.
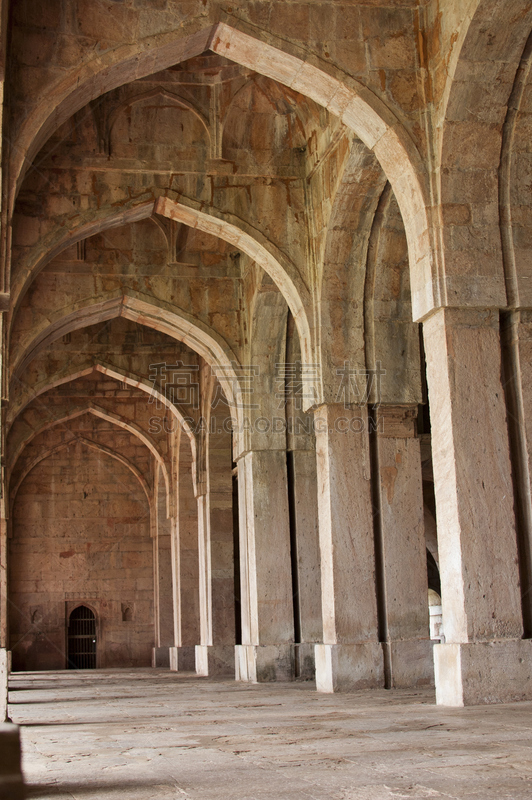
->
[423,306,500,330]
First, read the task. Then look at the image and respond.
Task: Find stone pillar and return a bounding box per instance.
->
[375,405,432,688]
[196,424,235,677]
[284,309,322,678]
[195,492,212,675]
[0,496,8,720]
[235,449,295,682]
[168,515,180,672]
[0,650,7,725]
[288,448,322,679]
[424,308,530,705]
[152,468,174,669]
[314,403,383,692]
[172,433,200,672]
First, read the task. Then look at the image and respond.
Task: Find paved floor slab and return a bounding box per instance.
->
[7,669,532,799]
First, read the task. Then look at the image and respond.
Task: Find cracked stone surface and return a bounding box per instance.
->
[7,669,532,799]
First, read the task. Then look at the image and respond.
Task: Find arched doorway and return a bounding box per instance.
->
[67,606,97,670]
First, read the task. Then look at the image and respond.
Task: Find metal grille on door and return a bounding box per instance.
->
[67,605,96,669]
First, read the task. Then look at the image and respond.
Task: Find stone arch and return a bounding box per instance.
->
[7,363,189,433]
[6,362,196,512]
[245,282,290,453]
[500,29,532,307]
[10,193,317,408]
[10,203,155,316]
[439,0,532,309]
[7,290,242,458]
[10,293,238,406]
[7,405,171,515]
[10,198,312,377]
[10,435,152,511]
[108,88,211,162]
[107,87,210,153]
[9,22,434,318]
[221,75,308,167]
[153,197,314,373]
[319,139,387,399]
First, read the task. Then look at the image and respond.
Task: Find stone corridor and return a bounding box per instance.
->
[5,2,532,795]
[9,670,532,799]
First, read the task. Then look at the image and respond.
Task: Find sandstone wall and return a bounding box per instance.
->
[9,444,153,670]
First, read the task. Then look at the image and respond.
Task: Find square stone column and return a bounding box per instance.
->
[424,309,529,705]
[375,406,433,688]
[314,404,383,692]
[152,471,175,669]
[152,524,174,669]
[195,489,214,676]
[195,491,234,676]
[168,516,180,672]
[196,493,212,649]
[197,426,237,678]
[170,434,201,673]
[0,511,7,721]
[0,650,7,723]
[288,448,322,679]
[235,449,295,682]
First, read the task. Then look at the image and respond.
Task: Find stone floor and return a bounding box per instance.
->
[7,669,532,799]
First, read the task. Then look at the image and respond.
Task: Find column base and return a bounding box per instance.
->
[434,640,532,706]
[294,643,316,681]
[151,647,171,669]
[235,644,295,683]
[168,646,196,672]
[0,723,25,799]
[0,649,8,723]
[385,640,434,689]
[195,645,235,677]
[315,643,384,692]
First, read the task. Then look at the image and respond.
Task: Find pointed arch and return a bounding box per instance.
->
[7,362,195,481]
[10,436,152,510]
[8,404,170,513]
[10,23,434,319]
[10,203,155,317]
[154,197,314,369]
[318,139,387,401]
[9,293,240,439]
[107,87,211,154]
[10,197,313,381]
[439,0,532,309]
[7,363,186,515]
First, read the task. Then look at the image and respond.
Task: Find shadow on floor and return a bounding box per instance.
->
[26,778,177,797]
[9,694,155,704]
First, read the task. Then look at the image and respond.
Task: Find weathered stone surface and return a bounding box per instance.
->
[424,309,522,648]
[376,413,432,687]
[0,652,7,724]
[434,640,532,706]
[2,0,532,751]
[315,643,384,692]
[236,450,294,654]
